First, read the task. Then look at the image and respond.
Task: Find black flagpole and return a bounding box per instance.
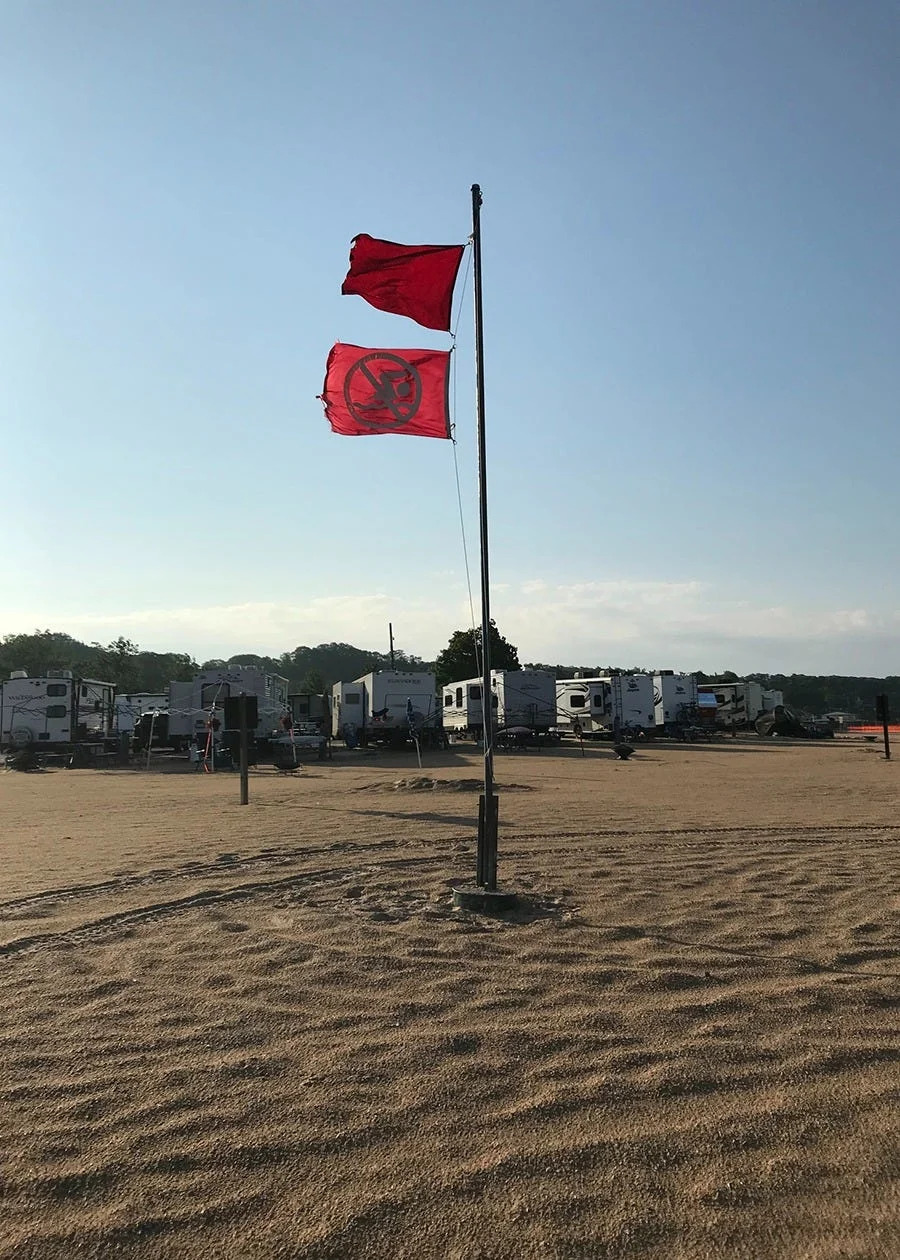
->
[453,185,515,912]
[471,184,498,890]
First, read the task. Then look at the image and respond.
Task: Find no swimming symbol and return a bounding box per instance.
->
[343,353,422,430]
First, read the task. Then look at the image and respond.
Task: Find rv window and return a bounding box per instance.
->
[81,686,88,698]
[444,694,453,707]
[469,686,481,701]
[455,688,463,707]
[345,693,360,705]
[569,695,586,708]
[592,694,604,706]
[46,684,67,697]
[46,705,68,718]
[491,694,498,707]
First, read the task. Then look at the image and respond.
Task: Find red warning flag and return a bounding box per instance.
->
[341,234,465,332]
[320,343,451,439]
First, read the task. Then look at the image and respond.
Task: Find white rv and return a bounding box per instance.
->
[1,670,115,750]
[166,667,289,750]
[443,669,556,737]
[333,671,437,745]
[555,674,656,736]
[697,681,765,729]
[115,692,168,734]
[289,691,329,730]
[652,673,699,730]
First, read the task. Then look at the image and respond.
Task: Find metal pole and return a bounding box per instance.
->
[472,183,498,890]
[877,693,891,761]
[239,694,250,803]
[389,622,395,669]
[146,710,156,770]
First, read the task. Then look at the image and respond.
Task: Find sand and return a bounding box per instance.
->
[1,737,898,1259]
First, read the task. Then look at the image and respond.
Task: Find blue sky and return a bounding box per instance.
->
[3,0,899,673]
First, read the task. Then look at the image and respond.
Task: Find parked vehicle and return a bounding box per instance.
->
[443,669,556,739]
[1,669,115,752]
[166,667,289,752]
[332,671,438,746]
[697,680,765,729]
[288,691,330,731]
[114,692,167,735]
[652,672,699,732]
[555,674,656,737]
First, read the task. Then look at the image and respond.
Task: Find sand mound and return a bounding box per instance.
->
[358,776,533,793]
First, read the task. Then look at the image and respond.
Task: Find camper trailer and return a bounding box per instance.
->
[555,674,656,737]
[288,691,330,731]
[165,667,289,751]
[114,692,167,735]
[1,670,115,751]
[332,671,437,745]
[443,669,556,738]
[652,672,699,731]
[697,680,765,729]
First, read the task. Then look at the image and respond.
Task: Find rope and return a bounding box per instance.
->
[448,242,482,690]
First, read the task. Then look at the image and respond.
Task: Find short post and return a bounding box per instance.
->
[145,710,157,770]
[876,693,891,761]
[239,694,250,804]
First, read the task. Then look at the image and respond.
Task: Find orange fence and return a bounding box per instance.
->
[847,724,900,734]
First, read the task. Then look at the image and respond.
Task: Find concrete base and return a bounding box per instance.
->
[452,885,518,914]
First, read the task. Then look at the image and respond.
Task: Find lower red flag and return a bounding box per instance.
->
[320,343,451,439]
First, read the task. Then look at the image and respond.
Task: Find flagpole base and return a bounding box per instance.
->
[452,885,518,914]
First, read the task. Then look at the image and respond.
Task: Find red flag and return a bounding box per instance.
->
[320,343,451,439]
[341,234,465,332]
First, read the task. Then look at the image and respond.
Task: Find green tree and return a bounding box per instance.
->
[301,668,327,694]
[93,637,141,690]
[434,620,519,687]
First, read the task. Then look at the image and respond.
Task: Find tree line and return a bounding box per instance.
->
[0,628,895,720]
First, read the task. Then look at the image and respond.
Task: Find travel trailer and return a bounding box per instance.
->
[114,692,167,734]
[1,670,115,751]
[442,669,556,738]
[555,674,656,736]
[165,666,289,750]
[652,672,699,730]
[697,680,765,729]
[332,671,437,745]
[288,691,330,730]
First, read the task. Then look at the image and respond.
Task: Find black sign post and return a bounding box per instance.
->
[876,694,891,761]
[239,694,250,804]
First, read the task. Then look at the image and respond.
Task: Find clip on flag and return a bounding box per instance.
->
[320,343,451,439]
[341,234,465,332]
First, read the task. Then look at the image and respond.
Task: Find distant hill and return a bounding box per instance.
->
[0,630,894,721]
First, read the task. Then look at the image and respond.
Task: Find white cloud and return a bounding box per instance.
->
[4,579,898,674]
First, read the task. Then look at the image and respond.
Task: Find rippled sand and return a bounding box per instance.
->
[1,738,898,1258]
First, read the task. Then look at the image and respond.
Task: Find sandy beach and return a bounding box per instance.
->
[1,737,898,1258]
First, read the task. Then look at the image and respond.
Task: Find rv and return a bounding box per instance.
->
[114,692,167,734]
[652,672,699,730]
[442,669,556,738]
[1,670,115,751]
[555,674,656,737]
[166,666,289,751]
[697,680,765,728]
[332,671,437,745]
[288,691,330,730]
